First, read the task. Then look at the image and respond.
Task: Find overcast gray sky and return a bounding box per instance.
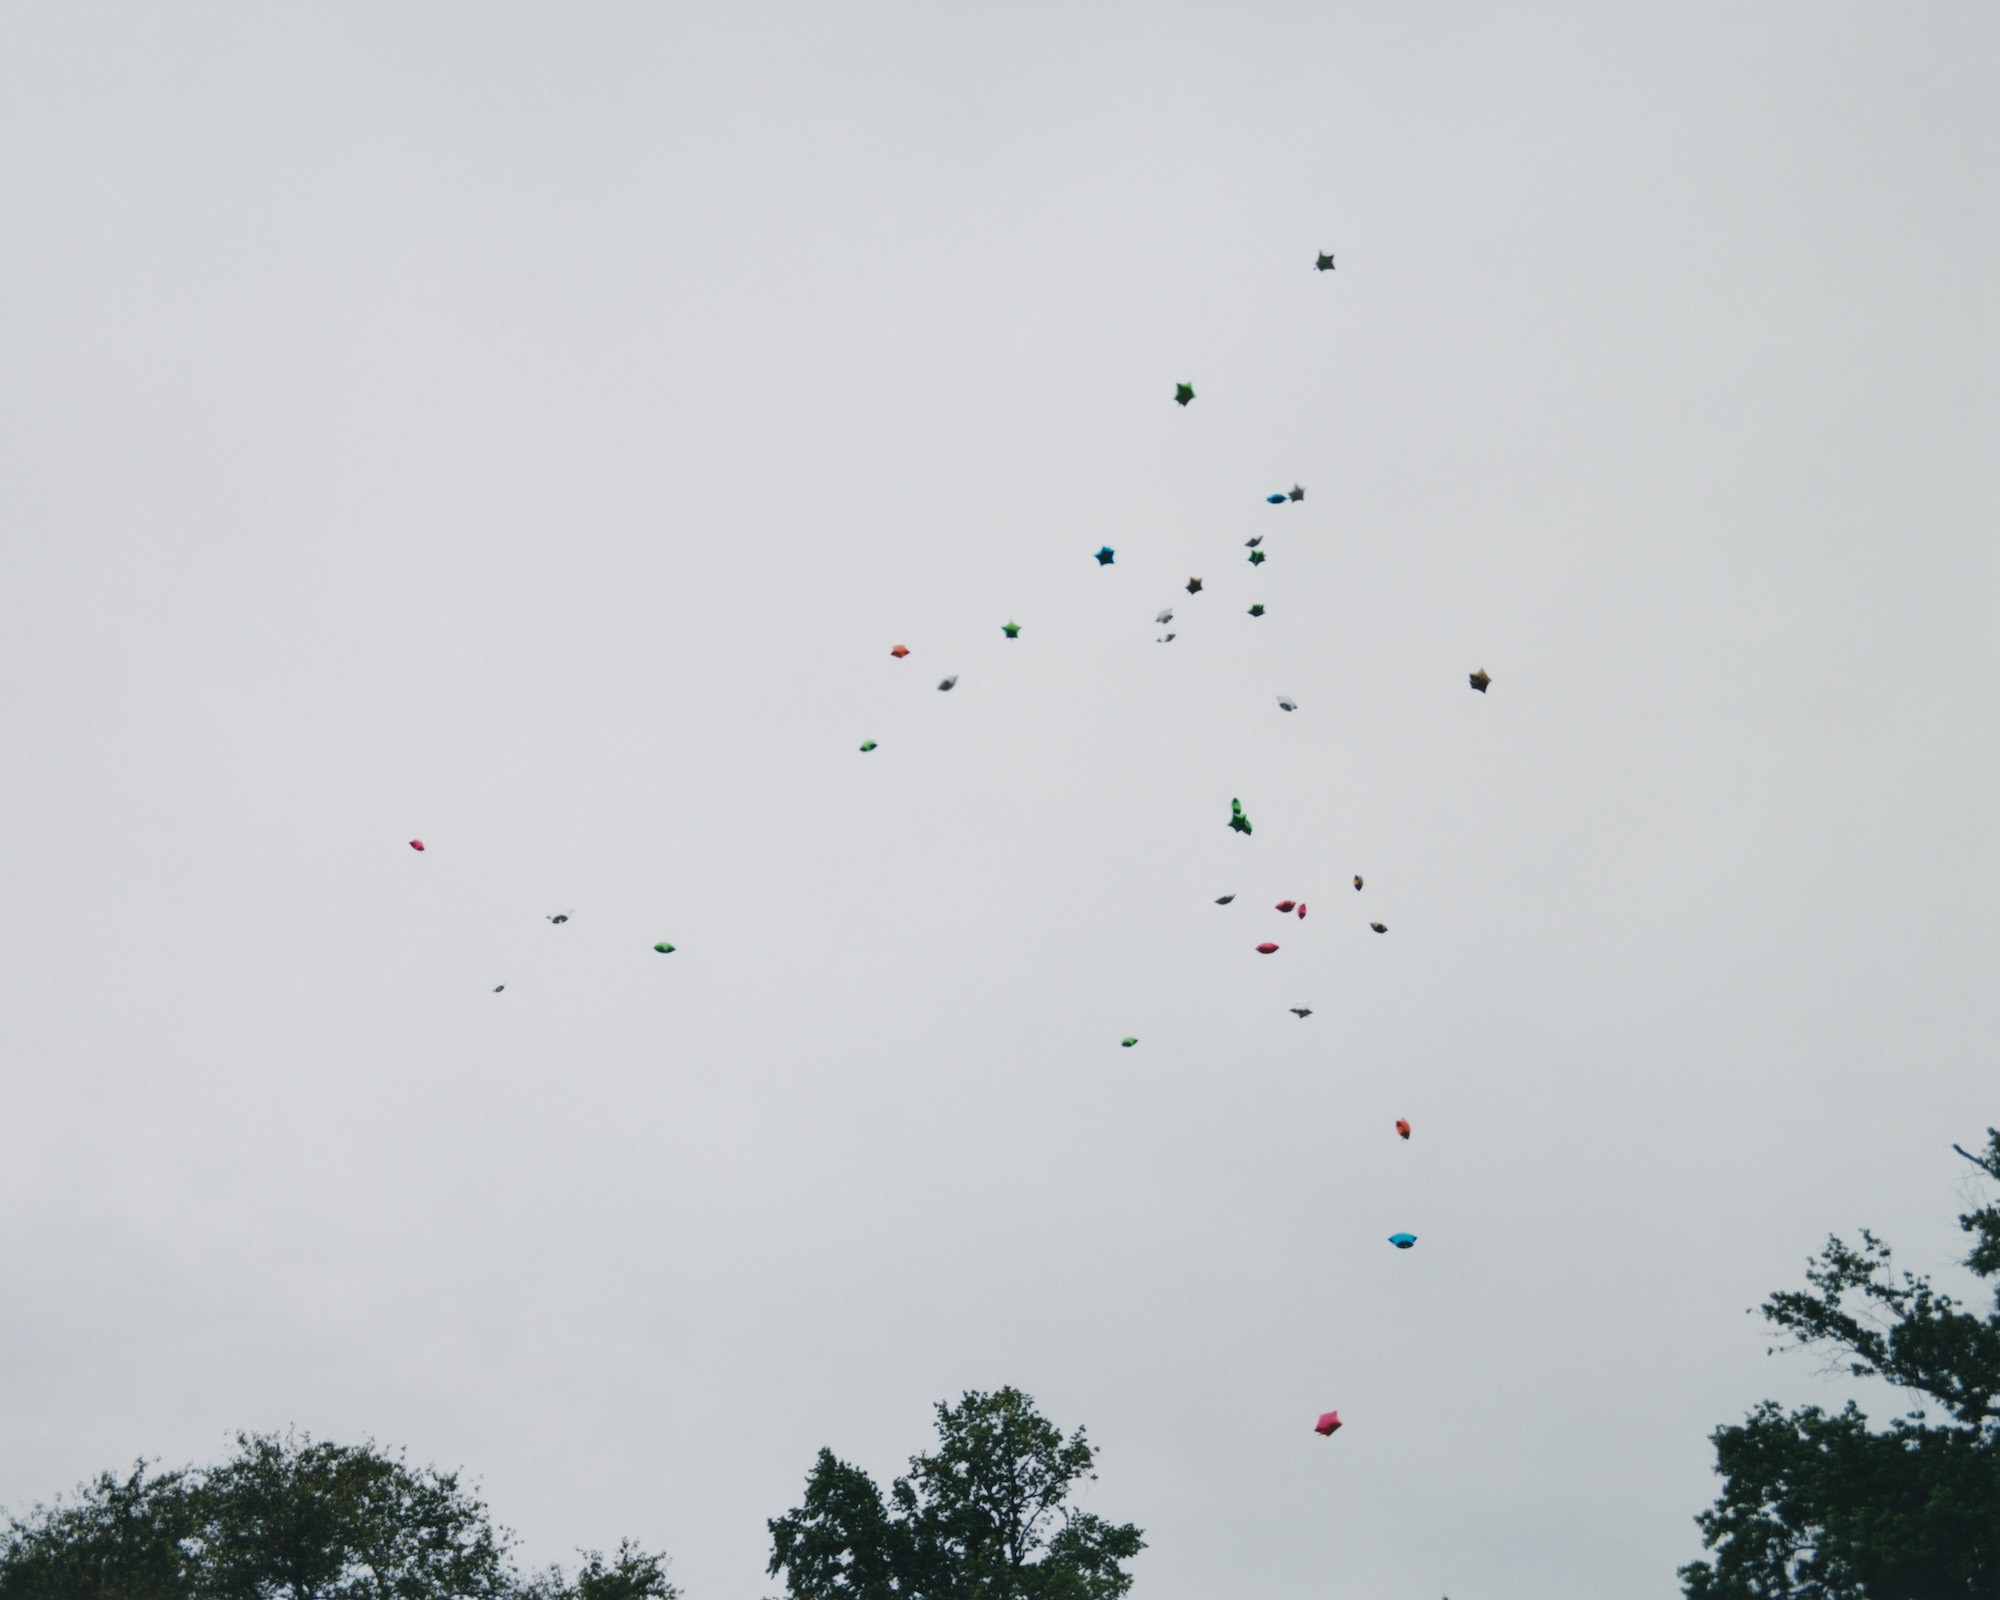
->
[1,5,1995,1597]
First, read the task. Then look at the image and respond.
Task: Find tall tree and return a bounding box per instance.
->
[0,1433,675,1600]
[768,1389,1142,1600]
[192,1432,518,1600]
[0,1463,198,1600]
[1680,1130,2000,1599]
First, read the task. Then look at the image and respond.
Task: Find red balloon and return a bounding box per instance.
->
[1395,1119,1411,1140]
[1315,1411,1342,1436]
[1275,900,1296,912]
[1297,903,1307,919]
[409,839,425,852]
[1256,942,1279,954]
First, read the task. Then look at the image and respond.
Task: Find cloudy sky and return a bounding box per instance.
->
[0,6,1994,1597]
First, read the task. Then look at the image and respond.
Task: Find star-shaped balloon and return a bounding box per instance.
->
[859,741,877,752]
[1095,546,1115,565]
[1248,549,1265,565]
[1174,383,1194,406]
[1248,604,1265,617]
[1315,252,1335,271]
[1186,577,1203,594]
[1001,621,1020,638]
[1469,669,1491,692]
[1288,484,1305,501]
[1228,798,1252,835]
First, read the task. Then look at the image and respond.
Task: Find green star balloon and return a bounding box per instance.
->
[859,741,877,751]
[1002,621,1020,638]
[1121,1037,1138,1048]
[653,942,676,954]
[1228,798,1252,835]
[1248,549,1266,565]
[1174,382,1195,406]
[1248,604,1265,617]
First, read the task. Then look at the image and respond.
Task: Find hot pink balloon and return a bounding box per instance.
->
[409,839,425,852]
[1315,1411,1342,1436]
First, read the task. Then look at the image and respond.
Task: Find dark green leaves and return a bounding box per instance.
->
[767,1451,908,1600]
[1681,1402,2000,1599]
[1680,1130,2000,1597]
[0,1463,198,1600]
[768,1389,1143,1600]
[0,1434,672,1600]
[527,1541,679,1600]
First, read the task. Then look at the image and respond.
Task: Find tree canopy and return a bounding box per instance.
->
[1680,1129,2000,1599]
[768,1388,1143,1600]
[0,1432,674,1600]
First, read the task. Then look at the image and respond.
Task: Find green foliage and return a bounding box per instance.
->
[0,1463,198,1600]
[526,1541,679,1600]
[768,1388,1143,1600]
[194,1431,519,1600]
[0,1433,673,1600]
[1680,1130,2000,1599]
[766,1451,909,1600]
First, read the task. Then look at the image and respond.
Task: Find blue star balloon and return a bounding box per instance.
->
[1388,1233,1417,1249]
[1095,546,1115,565]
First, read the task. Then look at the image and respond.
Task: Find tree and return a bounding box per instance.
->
[192,1431,519,1600]
[1680,1130,2000,1599]
[0,1462,199,1600]
[525,1541,679,1600]
[768,1389,1143,1600]
[0,1432,675,1600]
